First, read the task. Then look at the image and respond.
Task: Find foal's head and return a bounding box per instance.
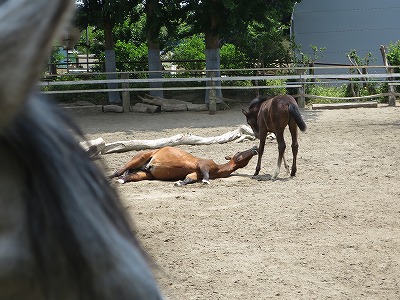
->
[242,95,272,138]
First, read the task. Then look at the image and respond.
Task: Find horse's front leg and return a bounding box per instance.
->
[174,172,198,186]
[254,134,267,176]
[272,131,286,180]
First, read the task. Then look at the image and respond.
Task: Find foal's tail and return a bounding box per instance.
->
[288,104,307,132]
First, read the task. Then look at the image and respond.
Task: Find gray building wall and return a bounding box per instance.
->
[291,0,400,66]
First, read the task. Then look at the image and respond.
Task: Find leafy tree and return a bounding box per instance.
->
[127,1,188,98]
[220,44,249,70]
[76,0,139,103]
[183,0,298,102]
[387,40,400,72]
[172,34,206,71]
[114,41,148,71]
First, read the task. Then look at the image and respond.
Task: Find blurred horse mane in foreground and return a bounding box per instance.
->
[0,0,162,299]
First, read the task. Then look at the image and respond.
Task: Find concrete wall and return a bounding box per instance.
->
[291,0,400,66]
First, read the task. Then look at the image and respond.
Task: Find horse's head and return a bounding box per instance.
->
[242,95,272,139]
[242,108,260,138]
[225,146,258,168]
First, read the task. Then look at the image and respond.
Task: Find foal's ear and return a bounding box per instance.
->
[241,109,248,116]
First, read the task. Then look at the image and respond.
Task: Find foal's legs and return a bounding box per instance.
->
[254,133,267,176]
[272,129,286,180]
[289,122,299,176]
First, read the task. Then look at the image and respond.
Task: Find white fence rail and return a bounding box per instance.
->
[38,66,400,108]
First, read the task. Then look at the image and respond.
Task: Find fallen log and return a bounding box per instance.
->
[80,137,106,158]
[101,125,257,154]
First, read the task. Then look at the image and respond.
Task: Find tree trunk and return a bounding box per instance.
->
[204,24,223,104]
[148,41,164,99]
[104,18,121,104]
[146,0,164,98]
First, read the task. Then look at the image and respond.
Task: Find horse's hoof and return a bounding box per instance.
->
[174,181,184,187]
[116,179,125,184]
[201,179,210,185]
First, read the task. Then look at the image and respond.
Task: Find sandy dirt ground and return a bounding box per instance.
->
[69,100,400,300]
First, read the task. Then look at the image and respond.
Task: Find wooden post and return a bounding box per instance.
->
[380,45,396,106]
[121,73,130,112]
[208,71,217,115]
[296,68,306,108]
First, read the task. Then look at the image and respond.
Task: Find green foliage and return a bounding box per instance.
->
[266,79,288,96]
[239,18,294,67]
[295,45,326,65]
[347,49,375,69]
[50,47,65,64]
[76,0,138,28]
[114,41,148,71]
[387,40,400,72]
[305,83,386,104]
[172,36,254,71]
[346,49,377,97]
[220,44,249,69]
[306,84,347,103]
[172,34,206,70]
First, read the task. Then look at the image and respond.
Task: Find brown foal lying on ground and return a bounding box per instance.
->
[110,146,258,186]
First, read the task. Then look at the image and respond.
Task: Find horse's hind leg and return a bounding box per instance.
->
[110,149,157,178]
[282,153,290,175]
[117,171,154,183]
[289,122,299,177]
[272,130,286,180]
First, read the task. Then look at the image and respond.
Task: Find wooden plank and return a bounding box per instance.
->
[312,101,378,110]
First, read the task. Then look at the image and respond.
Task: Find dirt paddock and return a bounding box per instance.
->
[70,101,399,300]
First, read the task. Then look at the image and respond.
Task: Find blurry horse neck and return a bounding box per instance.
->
[0,0,163,298]
[0,96,163,299]
[0,0,73,128]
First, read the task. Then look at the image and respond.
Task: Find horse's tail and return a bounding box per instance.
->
[288,104,307,132]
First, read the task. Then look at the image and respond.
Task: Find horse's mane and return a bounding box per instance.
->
[1,96,162,299]
[248,94,272,110]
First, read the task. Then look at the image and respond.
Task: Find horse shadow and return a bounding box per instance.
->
[251,174,292,182]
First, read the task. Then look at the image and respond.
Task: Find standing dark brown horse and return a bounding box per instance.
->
[110,146,258,186]
[242,94,306,180]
